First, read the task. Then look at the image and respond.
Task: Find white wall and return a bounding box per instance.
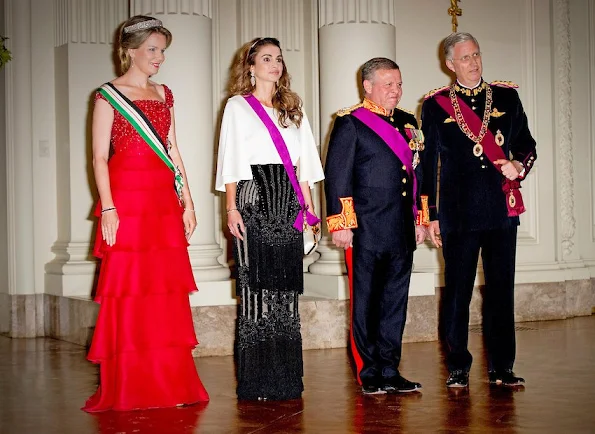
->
[1,0,593,308]
[31,0,57,294]
[572,0,595,270]
[0,0,9,333]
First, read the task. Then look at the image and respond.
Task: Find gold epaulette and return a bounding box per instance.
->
[490,80,519,89]
[336,103,363,117]
[396,106,414,115]
[424,85,449,100]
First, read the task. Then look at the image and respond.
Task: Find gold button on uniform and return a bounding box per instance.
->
[402,178,407,183]
[402,191,407,196]
[402,165,407,170]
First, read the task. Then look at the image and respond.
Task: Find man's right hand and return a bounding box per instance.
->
[331,229,353,250]
[428,220,442,248]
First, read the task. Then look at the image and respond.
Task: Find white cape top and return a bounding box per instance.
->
[215,95,325,192]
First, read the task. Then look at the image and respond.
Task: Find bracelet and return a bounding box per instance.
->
[101,207,116,214]
[226,208,238,213]
[184,209,195,212]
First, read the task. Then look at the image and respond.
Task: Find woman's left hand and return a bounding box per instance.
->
[183,209,197,240]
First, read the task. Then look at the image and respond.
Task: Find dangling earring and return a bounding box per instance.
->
[250,71,256,87]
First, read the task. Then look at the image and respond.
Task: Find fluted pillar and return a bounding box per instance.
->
[45,0,130,298]
[553,0,579,262]
[305,0,397,298]
[1,0,37,336]
[131,0,232,306]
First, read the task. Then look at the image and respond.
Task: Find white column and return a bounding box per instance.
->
[131,0,232,306]
[1,0,37,337]
[45,0,129,297]
[5,0,34,297]
[554,0,578,262]
[306,0,397,298]
[305,0,435,298]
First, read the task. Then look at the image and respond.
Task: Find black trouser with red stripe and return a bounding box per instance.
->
[346,245,414,384]
[441,226,518,373]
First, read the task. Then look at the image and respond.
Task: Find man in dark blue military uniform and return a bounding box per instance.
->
[325,58,427,395]
[421,32,537,388]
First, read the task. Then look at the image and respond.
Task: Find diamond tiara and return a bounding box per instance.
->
[123,19,163,34]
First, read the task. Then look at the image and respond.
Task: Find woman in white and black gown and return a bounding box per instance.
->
[215,37,324,401]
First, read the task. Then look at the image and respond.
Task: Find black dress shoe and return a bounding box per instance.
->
[446,370,469,388]
[361,381,386,395]
[489,370,525,387]
[383,375,422,393]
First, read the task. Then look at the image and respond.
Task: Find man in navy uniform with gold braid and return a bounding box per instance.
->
[421,32,537,388]
[325,58,428,395]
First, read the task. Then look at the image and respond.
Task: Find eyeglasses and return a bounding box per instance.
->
[451,52,482,63]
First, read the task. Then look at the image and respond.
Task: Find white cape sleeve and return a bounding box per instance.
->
[215,98,254,192]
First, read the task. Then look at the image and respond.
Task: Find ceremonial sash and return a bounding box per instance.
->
[242,94,320,231]
[98,83,184,201]
[351,107,419,220]
[434,93,525,217]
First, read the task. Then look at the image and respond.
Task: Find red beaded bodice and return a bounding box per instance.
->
[95,84,173,156]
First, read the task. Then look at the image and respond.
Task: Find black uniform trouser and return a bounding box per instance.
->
[351,244,413,383]
[442,226,518,373]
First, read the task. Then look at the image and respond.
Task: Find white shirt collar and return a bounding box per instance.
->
[457,79,482,89]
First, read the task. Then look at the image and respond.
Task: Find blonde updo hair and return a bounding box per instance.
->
[228,37,303,128]
[117,15,172,74]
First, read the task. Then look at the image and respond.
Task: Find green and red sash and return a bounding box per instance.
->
[98,83,184,201]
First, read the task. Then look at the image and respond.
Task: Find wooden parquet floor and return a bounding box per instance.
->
[1,316,594,433]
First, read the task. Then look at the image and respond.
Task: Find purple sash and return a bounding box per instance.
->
[351,107,418,219]
[243,94,320,231]
[434,93,525,216]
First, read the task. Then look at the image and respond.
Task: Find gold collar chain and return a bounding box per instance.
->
[449,84,493,149]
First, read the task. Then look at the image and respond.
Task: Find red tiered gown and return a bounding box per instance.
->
[83,85,209,412]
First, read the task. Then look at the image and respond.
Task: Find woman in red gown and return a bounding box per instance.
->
[83,15,209,412]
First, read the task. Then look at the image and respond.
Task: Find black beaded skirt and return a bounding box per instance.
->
[234,164,304,401]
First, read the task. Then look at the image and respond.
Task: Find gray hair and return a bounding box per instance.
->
[361,57,400,85]
[443,32,480,60]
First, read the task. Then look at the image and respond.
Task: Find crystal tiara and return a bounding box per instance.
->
[124,19,163,34]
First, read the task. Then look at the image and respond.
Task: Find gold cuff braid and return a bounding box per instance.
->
[419,195,430,226]
[326,197,358,232]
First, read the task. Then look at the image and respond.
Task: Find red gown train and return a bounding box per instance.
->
[83,85,209,412]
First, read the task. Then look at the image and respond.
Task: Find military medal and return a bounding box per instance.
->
[405,127,424,169]
[495,129,504,146]
[473,143,483,157]
[491,107,505,118]
[508,190,516,208]
[413,152,420,169]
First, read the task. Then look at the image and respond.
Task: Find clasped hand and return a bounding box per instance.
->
[494,159,523,181]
